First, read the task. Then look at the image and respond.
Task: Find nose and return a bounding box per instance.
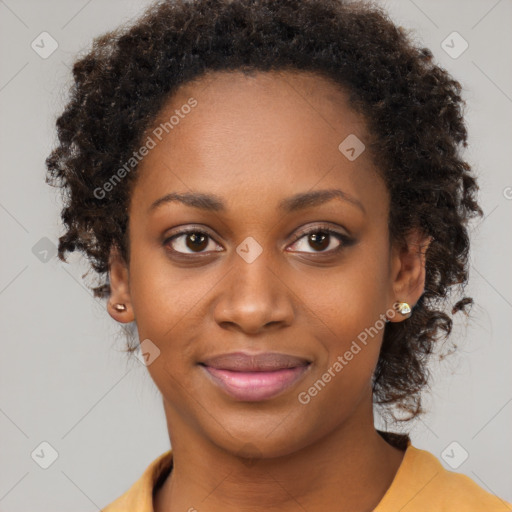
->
[212,251,295,335]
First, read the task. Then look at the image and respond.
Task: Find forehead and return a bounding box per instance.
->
[131,69,386,218]
[168,68,366,139]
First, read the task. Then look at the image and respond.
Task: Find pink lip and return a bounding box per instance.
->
[201,365,311,401]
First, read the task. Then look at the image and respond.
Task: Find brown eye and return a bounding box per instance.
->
[288,227,351,254]
[165,230,222,254]
[184,232,209,252]
[308,231,330,251]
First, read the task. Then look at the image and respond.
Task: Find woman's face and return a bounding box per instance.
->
[109,70,427,458]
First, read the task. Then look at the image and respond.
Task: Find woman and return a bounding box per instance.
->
[45,0,512,510]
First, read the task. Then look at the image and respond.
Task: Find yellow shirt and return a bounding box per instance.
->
[101,441,512,511]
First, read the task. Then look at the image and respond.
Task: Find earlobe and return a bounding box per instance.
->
[107,245,135,323]
[387,229,433,323]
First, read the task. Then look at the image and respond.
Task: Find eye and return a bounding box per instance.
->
[287,225,351,254]
[164,228,222,255]
[164,224,353,257]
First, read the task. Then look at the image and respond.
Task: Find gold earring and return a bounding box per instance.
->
[394,301,411,316]
[112,303,127,312]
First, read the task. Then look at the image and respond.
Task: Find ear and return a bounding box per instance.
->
[107,245,135,323]
[387,228,433,323]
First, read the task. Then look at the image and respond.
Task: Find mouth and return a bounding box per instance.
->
[199,352,312,402]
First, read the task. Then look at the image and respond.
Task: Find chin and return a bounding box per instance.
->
[199,411,313,460]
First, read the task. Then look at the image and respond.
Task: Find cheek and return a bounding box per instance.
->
[290,245,390,391]
[127,244,209,341]
[291,246,389,342]
[294,278,387,432]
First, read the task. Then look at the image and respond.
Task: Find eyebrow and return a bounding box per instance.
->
[148,188,366,215]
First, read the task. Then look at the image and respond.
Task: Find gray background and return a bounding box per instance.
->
[0,0,511,510]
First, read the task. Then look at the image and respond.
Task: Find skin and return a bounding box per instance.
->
[107,70,431,512]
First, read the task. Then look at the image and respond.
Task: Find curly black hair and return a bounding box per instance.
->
[45,0,483,435]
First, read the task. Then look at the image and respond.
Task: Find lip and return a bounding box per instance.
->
[200,351,311,371]
[199,352,312,401]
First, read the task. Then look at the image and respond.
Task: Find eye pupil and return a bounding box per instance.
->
[186,232,208,252]
[309,231,329,251]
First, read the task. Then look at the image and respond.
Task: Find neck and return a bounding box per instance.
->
[154,395,406,512]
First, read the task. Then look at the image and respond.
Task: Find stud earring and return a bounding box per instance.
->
[112,303,127,312]
[394,301,411,316]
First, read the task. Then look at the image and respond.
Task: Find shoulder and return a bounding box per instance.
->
[101,450,173,512]
[376,444,512,512]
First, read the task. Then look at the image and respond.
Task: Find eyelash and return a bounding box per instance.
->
[163,224,352,257]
